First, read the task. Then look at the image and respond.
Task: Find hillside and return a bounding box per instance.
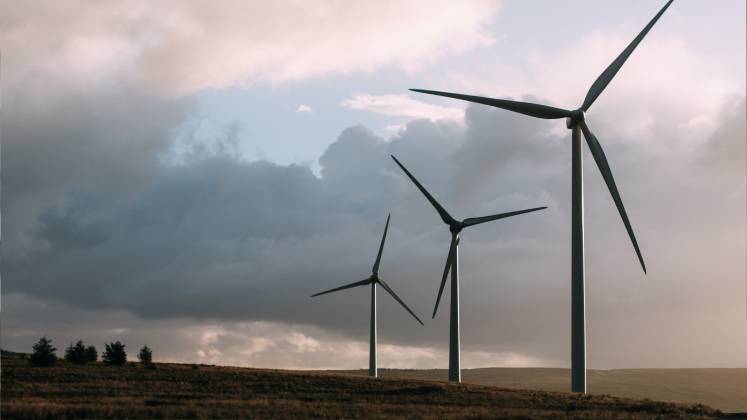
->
[335,367,747,413]
[0,354,727,419]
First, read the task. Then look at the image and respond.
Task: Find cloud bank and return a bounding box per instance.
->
[3,88,745,367]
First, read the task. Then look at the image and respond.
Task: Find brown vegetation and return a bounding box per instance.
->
[335,367,747,413]
[1,354,724,419]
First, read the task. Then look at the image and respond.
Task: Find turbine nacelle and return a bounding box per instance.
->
[566,109,586,129]
[449,222,464,234]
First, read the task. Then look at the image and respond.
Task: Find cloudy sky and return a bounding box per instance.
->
[2,0,745,370]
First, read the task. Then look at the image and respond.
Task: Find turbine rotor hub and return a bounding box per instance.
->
[449,222,464,233]
[566,109,585,128]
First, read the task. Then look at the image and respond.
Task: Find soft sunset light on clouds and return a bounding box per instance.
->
[2,0,500,94]
[342,94,465,122]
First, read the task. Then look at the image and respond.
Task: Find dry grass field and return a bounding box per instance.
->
[336,367,747,413]
[1,354,733,419]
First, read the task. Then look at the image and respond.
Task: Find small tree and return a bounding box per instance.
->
[102,341,127,365]
[64,340,89,364]
[85,345,98,363]
[30,336,57,366]
[138,345,153,365]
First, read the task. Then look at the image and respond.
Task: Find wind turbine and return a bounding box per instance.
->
[409,0,674,392]
[391,155,546,383]
[311,214,423,378]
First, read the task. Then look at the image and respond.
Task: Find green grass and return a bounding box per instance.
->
[1,355,724,419]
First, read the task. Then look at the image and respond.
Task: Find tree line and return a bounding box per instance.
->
[29,336,153,367]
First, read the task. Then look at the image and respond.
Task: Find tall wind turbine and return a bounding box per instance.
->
[311,214,423,378]
[391,155,546,383]
[409,0,673,392]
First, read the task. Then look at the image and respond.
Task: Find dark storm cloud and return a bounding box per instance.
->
[2,81,556,351]
[1,83,193,263]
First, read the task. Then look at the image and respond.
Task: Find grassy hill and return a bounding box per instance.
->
[334,367,747,413]
[0,354,729,419]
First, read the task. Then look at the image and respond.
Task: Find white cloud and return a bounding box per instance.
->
[342,94,465,122]
[1,0,501,95]
[383,124,406,135]
[296,104,313,113]
[182,327,555,370]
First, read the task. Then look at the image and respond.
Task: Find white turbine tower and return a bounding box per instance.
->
[409,0,674,392]
[392,155,546,383]
[311,214,423,377]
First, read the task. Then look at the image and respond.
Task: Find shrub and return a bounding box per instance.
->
[64,340,89,364]
[30,336,57,366]
[102,341,127,365]
[85,345,98,363]
[138,345,153,365]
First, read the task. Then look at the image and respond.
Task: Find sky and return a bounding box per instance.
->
[1,0,745,370]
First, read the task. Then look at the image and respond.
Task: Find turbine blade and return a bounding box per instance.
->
[311,278,371,297]
[581,0,674,111]
[378,279,424,326]
[433,233,457,319]
[579,121,646,273]
[410,89,573,120]
[463,206,547,227]
[391,155,456,225]
[372,214,391,275]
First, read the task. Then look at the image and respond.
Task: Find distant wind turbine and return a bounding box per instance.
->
[409,0,674,392]
[311,214,423,378]
[391,155,546,383]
